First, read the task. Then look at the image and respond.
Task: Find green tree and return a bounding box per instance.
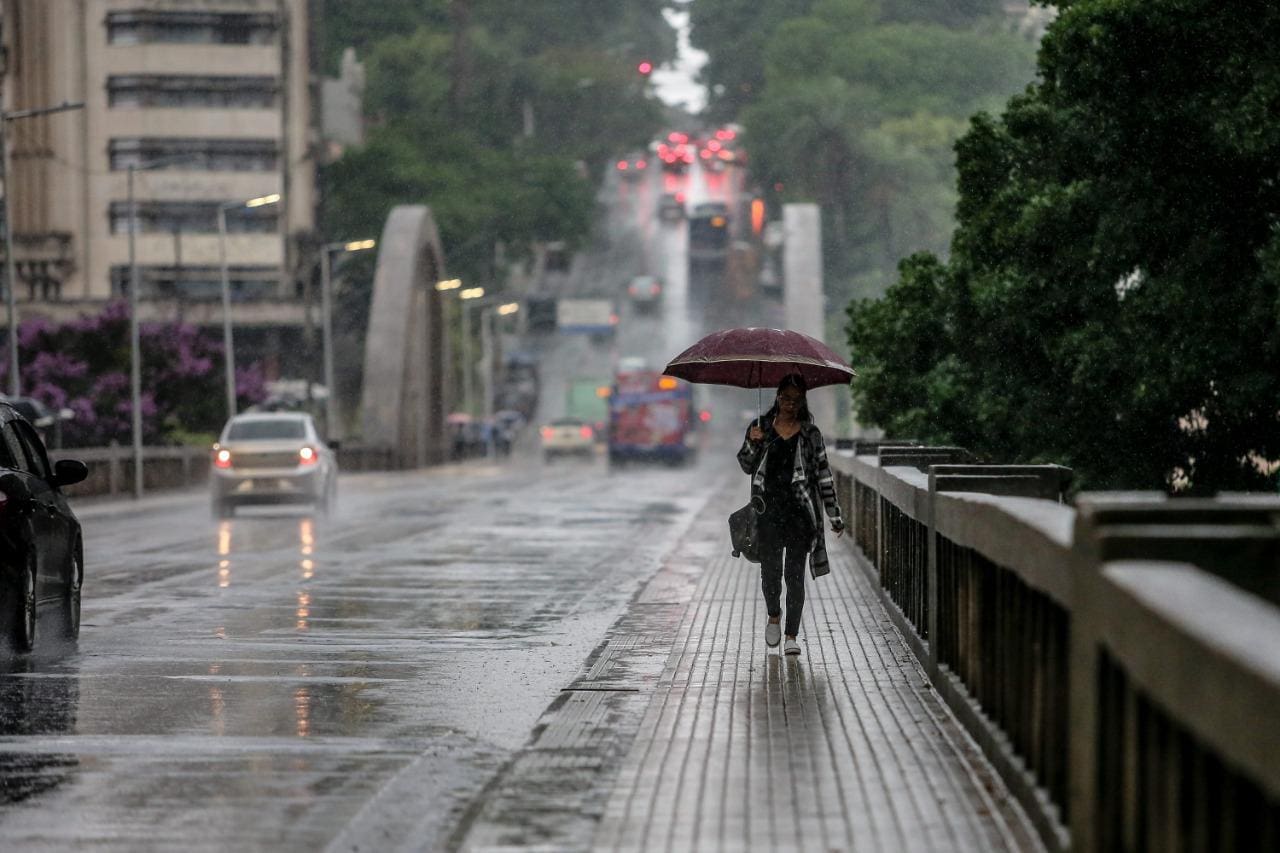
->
[688,0,818,121]
[739,5,1035,303]
[848,0,1280,492]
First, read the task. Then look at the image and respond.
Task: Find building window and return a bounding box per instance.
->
[106,11,277,46]
[109,138,279,172]
[108,75,278,109]
[108,201,278,235]
[111,265,280,301]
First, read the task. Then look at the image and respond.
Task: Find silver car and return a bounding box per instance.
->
[209,412,337,518]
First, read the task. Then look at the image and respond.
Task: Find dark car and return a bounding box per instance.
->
[0,394,75,448]
[658,192,685,221]
[0,402,88,652]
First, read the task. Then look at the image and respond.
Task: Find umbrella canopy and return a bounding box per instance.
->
[663,327,855,389]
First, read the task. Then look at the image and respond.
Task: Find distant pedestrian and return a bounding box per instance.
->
[737,374,845,656]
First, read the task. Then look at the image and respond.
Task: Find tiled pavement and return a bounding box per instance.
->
[459,478,1044,853]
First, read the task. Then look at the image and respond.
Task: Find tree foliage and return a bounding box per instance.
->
[693,0,1036,305]
[847,0,1280,492]
[320,0,672,287]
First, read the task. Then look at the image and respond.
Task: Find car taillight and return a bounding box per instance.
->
[213,448,233,469]
[540,426,554,439]
[636,159,647,169]
[579,425,593,439]
[699,410,712,423]
[299,446,319,466]
[616,160,628,170]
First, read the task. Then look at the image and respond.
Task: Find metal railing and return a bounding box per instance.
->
[829,444,1280,851]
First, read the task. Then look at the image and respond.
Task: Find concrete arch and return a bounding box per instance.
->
[359,205,450,467]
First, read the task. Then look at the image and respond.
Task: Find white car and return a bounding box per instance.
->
[540,417,596,461]
[209,412,338,518]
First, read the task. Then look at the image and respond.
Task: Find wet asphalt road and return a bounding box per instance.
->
[0,454,730,849]
[0,159,767,849]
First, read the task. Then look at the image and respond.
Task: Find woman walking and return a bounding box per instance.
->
[737,374,845,655]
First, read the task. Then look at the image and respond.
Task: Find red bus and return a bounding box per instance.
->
[607,371,701,467]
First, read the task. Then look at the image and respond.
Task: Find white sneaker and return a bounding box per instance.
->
[783,638,801,656]
[765,621,781,648]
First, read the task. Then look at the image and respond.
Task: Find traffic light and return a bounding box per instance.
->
[637,60,653,76]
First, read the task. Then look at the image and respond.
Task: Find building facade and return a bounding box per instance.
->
[0,0,315,331]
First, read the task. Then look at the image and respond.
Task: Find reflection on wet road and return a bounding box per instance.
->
[0,458,727,848]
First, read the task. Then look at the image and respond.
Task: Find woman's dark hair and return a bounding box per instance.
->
[760,373,812,423]
[778,373,808,395]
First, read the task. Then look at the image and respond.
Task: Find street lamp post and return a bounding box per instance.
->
[217,193,280,420]
[0,100,84,396]
[125,152,196,499]
[320,239,375,441]
[458,286,485,416]
[480,301,520,456]
[127,165,141,498]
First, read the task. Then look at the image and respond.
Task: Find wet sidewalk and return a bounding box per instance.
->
[457,477,1043,853]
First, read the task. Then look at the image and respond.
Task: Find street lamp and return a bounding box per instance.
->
[0,100,84,396]
[217,192,280,419]
[458,286,485,416]
[480,302,520,456]
[320,238,376,441]
[124,153,196,499]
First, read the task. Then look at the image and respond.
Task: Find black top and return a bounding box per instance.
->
[764,433,800,498]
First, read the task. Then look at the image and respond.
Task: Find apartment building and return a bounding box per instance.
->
[0,0,315,333]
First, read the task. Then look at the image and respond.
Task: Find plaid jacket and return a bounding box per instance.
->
[737,415,844,577]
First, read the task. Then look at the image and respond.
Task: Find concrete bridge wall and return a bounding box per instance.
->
[829,448,1280,851]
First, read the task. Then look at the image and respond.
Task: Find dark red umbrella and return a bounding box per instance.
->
[663,327,855,389]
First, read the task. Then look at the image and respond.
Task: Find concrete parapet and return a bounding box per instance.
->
[829,442,1280,852]
[931,464,1074,502]
[878,445,972,471]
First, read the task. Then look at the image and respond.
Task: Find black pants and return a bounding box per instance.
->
[758,501,812,637]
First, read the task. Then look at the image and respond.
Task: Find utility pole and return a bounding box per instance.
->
[0,100,83,396]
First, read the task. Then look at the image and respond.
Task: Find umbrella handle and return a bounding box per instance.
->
[747,363,757,422]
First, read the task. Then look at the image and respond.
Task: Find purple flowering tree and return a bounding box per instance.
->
[0,301,267,446]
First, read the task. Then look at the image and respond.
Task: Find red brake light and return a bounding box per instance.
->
[540,426,554,439]
[213,448,232,469]
[616,160,628,170]
[609,313,619,325]
[299,446,318,466]
[675,192,685,202]
[636,159,647,169]
[699,410,712,423]
[579,425,593,439]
